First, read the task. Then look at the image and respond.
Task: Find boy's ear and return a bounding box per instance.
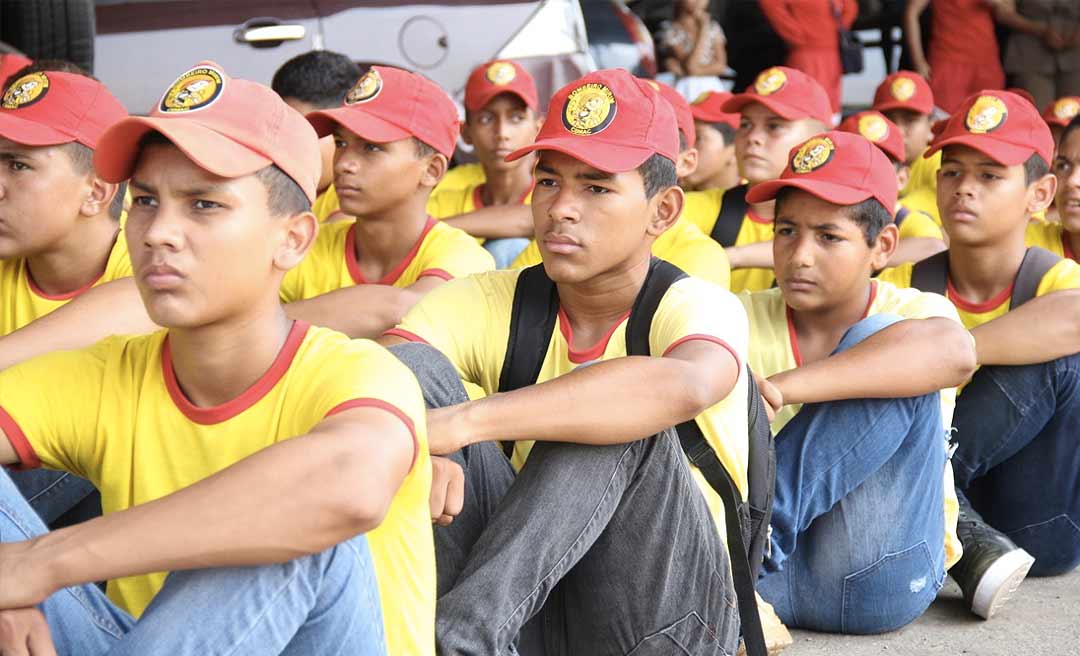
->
[459,122,474,147]
[420,152,449,188]
[274,211,319,272]
[1027,172,1058,215]
[80,176,120,218]
[647,184,684,238]
[895,164,911,191]
[870,222,900,271]
[676,147,699,179]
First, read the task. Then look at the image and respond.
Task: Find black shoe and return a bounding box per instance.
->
[949,493,1034,620]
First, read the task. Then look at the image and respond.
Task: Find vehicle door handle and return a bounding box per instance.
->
[234,21,306,47]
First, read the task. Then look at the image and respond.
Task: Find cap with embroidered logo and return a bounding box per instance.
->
[506,68,679,173]
[464,60,538,113]
[95,61,321,202]
[1043,96,1080,128]
[307,66,460,159]
[872,71,934,115]
[644,79,696,149]
[689,90,740,130]
[721,66,832,125]
[926,90,1054,166]
[838,110,905,163]
[747,130,897,215]
[0,70,127,150]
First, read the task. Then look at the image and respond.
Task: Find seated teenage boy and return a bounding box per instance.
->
[382,68,749,654]
[510,78,733,289]
[0,62,434,655]
[427,60,542,267]
[1027,115,1080,261]
[880,90,1080,620]
[279,66,494,337]
[739,130,973,633]
[872,71,942,224]
[683,90,741,193]
[682,66,831,292]
[838,110,946,264]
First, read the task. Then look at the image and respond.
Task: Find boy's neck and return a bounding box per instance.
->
[26,216,119,296]
[480,162,533,207]
[167,302,294,409]
[947,237,1028,302]
[556,252,651,349]
[352,197,432,280]
[788,280,874,365]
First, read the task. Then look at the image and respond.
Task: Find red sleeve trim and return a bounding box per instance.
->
[382,328,430,345]
[0,405,40,471]
[325,398,420,473]
[417,268,453,282]
[662,334,742,372]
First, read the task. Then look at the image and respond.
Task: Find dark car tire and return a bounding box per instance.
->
[1,0,95,73]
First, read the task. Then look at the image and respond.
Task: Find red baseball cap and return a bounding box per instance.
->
[747,130,898,215]
[0,70,126,150]
[506,68,678,173]
[872,71,934,115]
[926,90,1054,166]
[95,61,321,202]
[689,90,740,130]
[643,79,695,149]
[464,60,538,113]
[721,66,832,125]
[307,66,459,158]
[0,53,32,87]
[838,111,905,163]
[1043,96,1080,128]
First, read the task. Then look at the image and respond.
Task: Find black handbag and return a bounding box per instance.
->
[834,1,864,74]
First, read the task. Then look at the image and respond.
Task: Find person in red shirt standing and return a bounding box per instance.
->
[759,0,857,115]
[904,0,1006,114]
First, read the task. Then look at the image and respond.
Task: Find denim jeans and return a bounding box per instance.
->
[9,468,101,527]
[390,343,740,656]
[0,470,386,655]
[951,351,1080,576]
[483,237,531,269]
[757,314,948,634]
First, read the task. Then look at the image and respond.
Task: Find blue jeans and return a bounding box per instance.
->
[9,468,101,527]
[0,470,386,655]
[758,314,948,634]
[951,352,1080,576]
[483,237,530,269]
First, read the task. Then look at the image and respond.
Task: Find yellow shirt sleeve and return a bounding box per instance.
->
[682,188,724,235]
[898,187,941,226]
[653,219,731,289]
[312,185,343,222]
[1025,221,1067,258]
[897,207,945,240]
[426,186,473,220]
[412,222,495,281]
[1036,258,1080,295]
[876,261,915,289]
[433,162,486,194]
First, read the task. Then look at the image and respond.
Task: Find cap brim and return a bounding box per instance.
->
[0,112,78,147]
[925,134,1033,166]
[721,95,807,121]
[306,107,412,143]
[506,137,657,173]
[747,178,875,207]
[95,116,271,183]
[872,99,932,115]
[465,87,535,113]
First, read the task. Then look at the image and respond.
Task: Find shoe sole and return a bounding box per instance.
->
[971,548,1035,620]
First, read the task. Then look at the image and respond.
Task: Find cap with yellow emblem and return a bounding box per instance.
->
[689,90,740,130]
[746,130,898,214]
[838,110,905,163]
[464,59,538,113]
[0,69,127,149]
[720,66,832,125]
[926,90,1054,167]
[1042,96,1080,128]
[506,68,678,173]
[872,71,934,116]
[94,61,321,201]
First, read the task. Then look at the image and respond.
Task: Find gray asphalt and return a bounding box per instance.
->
[786,568,1080,655]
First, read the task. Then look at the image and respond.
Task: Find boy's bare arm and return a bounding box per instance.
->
[442,205,533,240]
[971,289,1080,365]
[285,277,445,339]
[725,240,774,269]
[887,237,947,267]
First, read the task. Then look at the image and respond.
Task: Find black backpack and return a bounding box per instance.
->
[709,183,750,248]
[498,258,776,656]
[910,247,1060,309]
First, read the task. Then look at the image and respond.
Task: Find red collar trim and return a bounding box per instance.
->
[162,321,311,425]
[557,306,631,364]
[946,277,1014,314]
[345,217,437,286]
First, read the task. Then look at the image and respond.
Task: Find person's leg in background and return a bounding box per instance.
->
[1008,71,1055,112]
[483,237,531,270]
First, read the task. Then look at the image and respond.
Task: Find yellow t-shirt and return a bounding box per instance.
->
[682,188,775,292]
[879,257,1080,329]
[896,205,945,240]
[280,217,495,302]
[738,281,962,568]
[0,322,435,655]
[312,185,345,223]
[510,219,732,289]
[435,162,486,194]
[900,150,941,225]
[427,182,534,245]
[388,269,751,541]
[1025,221,1077,261]
[0,232,133,336]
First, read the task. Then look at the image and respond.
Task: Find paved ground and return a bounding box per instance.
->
[786,568,1080,655]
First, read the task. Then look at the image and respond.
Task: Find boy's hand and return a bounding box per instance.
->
[0,541,54,610]
[429,456,465,526]
[0,608,56,655]
[754,372,783,422]
[426,405,473,456]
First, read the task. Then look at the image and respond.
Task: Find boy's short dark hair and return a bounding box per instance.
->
[1024,153,1050,185]
[412,137,436,159]
[712,122,736,147]
[271,51,361,109]
[4,59,95,88]
[638,153,677,198]
[1060,115,1080,150]
[137,132,310,217]
[775,187,892,246]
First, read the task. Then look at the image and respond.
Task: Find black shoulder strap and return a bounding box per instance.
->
[625,258,687,355]
[710,184,750,248]
[894,206,910,228]
[1011,247,1061,310]
[909,250,950,295]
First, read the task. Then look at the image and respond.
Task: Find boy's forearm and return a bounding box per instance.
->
[442,206,533,239]
[888,237,947,267]
[285,285,419,338]
[725,240,774,269]
[972,290,1080,365]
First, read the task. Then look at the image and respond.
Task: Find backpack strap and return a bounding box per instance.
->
[625,258,770,656]
[1010,247,1060,310]
[710,184,750,248]
[909,250,950,296]
[894,205,910,228]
